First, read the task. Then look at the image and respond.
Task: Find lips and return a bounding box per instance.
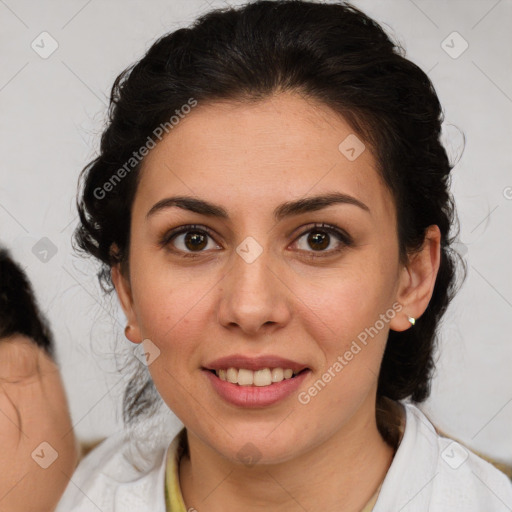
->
[203,354,309,373]
[203,365,311,407]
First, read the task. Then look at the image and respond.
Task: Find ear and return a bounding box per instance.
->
[111,263,143,344]
[389,225,441,332]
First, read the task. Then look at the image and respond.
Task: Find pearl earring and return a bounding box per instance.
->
[408,316,416,326]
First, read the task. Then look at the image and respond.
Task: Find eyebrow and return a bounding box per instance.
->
[145,192,370,222]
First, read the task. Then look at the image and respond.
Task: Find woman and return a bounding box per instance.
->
[57,1,512,510]
[0,247,79,511]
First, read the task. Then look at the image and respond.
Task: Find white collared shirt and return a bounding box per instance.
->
[56,402,512,511]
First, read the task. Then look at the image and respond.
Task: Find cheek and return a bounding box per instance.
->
[296,280,390,418]
[128,256,216,400]
[292,260,396,404]
[296,262,394,344]
[129,248,213,338]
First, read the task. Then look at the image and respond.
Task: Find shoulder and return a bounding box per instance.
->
[56,413,180,512]
[374,401,512,512]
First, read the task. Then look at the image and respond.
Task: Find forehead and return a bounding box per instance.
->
[134,92,394,222]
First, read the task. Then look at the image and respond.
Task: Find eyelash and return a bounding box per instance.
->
[158,223,353,259]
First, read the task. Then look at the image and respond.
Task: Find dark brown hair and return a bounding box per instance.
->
[0,246,55,359]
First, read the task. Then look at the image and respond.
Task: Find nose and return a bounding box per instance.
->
[216,241,292,337]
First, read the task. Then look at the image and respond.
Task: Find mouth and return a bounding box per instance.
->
[204,367,309,387]
[202,365,311,408]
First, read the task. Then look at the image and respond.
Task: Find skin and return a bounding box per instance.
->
[0,335,79,512]
[113,91,441,511]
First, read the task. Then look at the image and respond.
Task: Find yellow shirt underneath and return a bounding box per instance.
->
[164,428,384,512]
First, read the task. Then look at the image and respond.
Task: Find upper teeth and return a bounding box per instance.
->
[215,367,297,386]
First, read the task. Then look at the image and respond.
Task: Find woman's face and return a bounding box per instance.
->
[115,92,415,464]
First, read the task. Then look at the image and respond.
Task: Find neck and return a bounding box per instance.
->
[179,397,402,512]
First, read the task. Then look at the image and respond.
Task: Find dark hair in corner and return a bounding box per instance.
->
[0,247,55,359]
[73,0,466,439]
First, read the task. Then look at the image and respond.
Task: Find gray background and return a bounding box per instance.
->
[1,0,511,464]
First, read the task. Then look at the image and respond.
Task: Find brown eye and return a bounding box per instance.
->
[293,223,353,256]
[183,231,208,251]
[307,231,330,251]
[160,224,220,256]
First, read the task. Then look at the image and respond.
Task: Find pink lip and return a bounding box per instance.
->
[203,368,311,408]
[204,354,309,373]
